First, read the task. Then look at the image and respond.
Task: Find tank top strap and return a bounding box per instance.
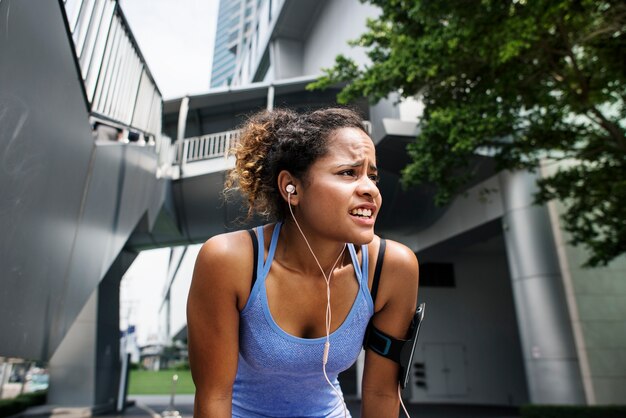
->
[347,243,369,287]
[245,223,283,314]
[256,222,282,278]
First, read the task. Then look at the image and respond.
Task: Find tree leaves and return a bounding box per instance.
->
[309,0,626,266]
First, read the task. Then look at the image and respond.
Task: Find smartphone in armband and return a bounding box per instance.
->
[399,303,425,389]
[363,303,426,389]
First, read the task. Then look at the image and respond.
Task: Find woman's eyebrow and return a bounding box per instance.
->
[335,161,378,171]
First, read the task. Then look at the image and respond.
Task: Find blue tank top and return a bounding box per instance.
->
[232,223,375,418]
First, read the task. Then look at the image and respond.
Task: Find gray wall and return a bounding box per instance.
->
[0,1,165,361]
[410,234,529,405]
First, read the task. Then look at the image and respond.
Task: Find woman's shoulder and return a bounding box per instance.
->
[367,236,419,309]
[383,238,419,272]
[192,229,257,302]
[368,236,419,276]
[197,229,255,263]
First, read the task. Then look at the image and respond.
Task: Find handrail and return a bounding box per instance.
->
[174,130,241,166]
[62,0,162,137]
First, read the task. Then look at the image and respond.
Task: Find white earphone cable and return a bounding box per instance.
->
[399,384,411,418]
[287,191,348,418]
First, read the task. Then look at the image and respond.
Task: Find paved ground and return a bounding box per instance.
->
[1,383,23,400]
[126,394,520,418]
[16,394,519,417]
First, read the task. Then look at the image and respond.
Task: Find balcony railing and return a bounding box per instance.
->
[174,130,240,166]
[172,122,371,168]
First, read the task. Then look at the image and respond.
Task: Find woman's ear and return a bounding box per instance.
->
[278,170,300,205]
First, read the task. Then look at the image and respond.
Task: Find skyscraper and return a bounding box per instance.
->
[210,0,261,88]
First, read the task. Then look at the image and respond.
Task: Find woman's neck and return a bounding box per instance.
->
[275,220,348,277]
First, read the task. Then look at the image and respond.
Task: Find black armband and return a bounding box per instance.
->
[363,303,425,389]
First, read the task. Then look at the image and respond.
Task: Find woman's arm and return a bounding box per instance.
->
[361,240,419,418]
[186,231,254,418]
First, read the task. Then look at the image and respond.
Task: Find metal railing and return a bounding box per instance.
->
[172,122,371,168]
[174,130,240,166]
[63,0,162,137]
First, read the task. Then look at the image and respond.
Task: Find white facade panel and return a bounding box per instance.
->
[302,0,379,75]
[272,38,303,79]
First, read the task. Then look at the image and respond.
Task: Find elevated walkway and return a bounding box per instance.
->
[0,1,170,413]
[0,0,166,362]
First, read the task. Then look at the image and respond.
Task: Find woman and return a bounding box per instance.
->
[187,108,419,417]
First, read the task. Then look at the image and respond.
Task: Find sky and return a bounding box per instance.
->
[118,0,219,345]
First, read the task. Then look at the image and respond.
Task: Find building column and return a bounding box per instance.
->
[499,170,585,404]
[48,250,137,413]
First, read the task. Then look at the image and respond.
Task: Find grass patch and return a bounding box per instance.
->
[0,391,47,418]
[128,370,195,395]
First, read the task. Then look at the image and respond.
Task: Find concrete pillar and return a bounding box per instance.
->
[499,170,585,404]
[47,290,97,409]
[48,250,137,413]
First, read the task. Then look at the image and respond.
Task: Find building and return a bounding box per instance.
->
[162,0,626,407]
[211,0,263,87]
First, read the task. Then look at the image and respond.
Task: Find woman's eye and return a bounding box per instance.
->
[369,174,380,183]
[339,170,355,177]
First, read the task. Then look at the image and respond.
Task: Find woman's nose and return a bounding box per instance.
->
[358,176,379,198]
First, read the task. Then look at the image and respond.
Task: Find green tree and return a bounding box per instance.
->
[309,0,626,266]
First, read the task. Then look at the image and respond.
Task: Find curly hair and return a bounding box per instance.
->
[225,107,368,221]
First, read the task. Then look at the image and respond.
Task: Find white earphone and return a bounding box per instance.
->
[284,180,348,418]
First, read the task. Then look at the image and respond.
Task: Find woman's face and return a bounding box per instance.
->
[296,127,382,245]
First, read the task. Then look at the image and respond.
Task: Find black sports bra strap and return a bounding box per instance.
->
[247,229,259,290]
[371,239,386,306]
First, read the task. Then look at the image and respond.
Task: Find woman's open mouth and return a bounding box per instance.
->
[349,208,373,218]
